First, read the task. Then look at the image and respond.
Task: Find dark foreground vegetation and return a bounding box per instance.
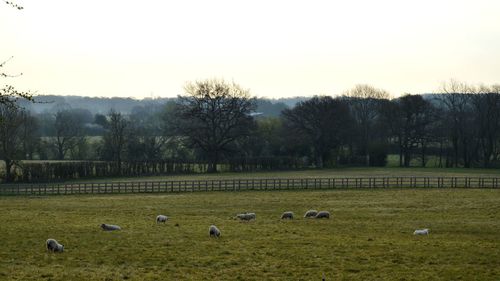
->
[2,79,500,182]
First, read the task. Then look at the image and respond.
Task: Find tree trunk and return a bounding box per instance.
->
[398,137,403,167]
[438,140,443,168]
[207,151,219,173]
[57,145,65,160]
[452,136,459,167]
[4,159,12,183]
[314,149,324,168]
[421,141,427,167]
[462,139,470,168]
[403,146,411,167]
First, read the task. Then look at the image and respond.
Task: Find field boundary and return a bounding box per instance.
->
[1,176,500,196]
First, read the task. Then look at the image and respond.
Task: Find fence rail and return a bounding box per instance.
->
[1,177,499,196]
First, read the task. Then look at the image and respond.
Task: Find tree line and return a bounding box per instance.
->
[1,79,500,182]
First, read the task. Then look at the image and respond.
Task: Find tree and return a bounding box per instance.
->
[470,85,500,167]
[344,84,390,164]
[437,80,474,167]
[100,110,130,173]
[167,79,256,172]
[1,1,32,109]
[398,95,436,167]
[282,96,352,168]
[4,1,23,10]
[128,105,167,161]
[2,0,31,107]
[0,104,25,182]
[51,110,86,160]
[20,112,40,160]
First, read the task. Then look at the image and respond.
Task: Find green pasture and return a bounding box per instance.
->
[58,166,500,184]
[0,189,499,280]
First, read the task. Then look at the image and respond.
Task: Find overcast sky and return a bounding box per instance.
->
[1,0,499,98]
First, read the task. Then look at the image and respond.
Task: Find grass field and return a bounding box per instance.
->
[55,166,500,184]
[1,189,499,280]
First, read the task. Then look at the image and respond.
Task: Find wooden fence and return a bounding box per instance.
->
[1,177,499,196]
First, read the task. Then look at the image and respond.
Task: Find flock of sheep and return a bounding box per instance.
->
[45,209,330,252]
[45,209,429,253]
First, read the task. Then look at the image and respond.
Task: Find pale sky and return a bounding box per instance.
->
[1,0,500,98]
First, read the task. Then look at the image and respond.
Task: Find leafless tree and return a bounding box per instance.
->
[470,84,500,167]
[4,0,23,10]
[437,80,474,167]
[168,79,256,172]
[282,96,352,168]
[100,110,130,173]
[344,84,390,164]
[0,104,25,182]
[20,112,39,160]
[51,110,85,160]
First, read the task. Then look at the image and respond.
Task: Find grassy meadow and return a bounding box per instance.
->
[1,189,499,280]
[44,166,500,184]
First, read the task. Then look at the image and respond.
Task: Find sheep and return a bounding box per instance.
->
[236,212,256,221]
[281,211,294,219]
[209,225,221,238]
[100,223,121,231]
[304,210,318,218]
[413,228,429,235]
[246,212,256,220]
[315,211,330,219]
[156,215,168,224]
[46,238,64,253]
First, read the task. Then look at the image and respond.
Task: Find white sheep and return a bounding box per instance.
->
[413,228,429,235]
[281,211,294,219]
[304,210,318,218]
[156,215,168,224]
[209,225,221,238]
[315,211,330,219]
[236,212,256,221]
[46,238,64,253]
[101,223,121,231]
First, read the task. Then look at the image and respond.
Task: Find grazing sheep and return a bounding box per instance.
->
[156,215,168,224]
[413,228,429,235]
[236,212,256,221]
[315,211,330,219]
[46,239,64,253]
[209,225,221,238]
[101,223,121,231]
[304,210,318,218]
[281,211,294,219]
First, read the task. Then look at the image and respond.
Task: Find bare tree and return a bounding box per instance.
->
[0,104,25,182]
[168,79,256,172]
[51,110,85,160]
[470,84,500,167]
[437,80,474,167]
[1,1,33,110]
[128,106,167,161]
[282,96,352,168]
[20,112,39,160]
[398,95,436,167]
[100,110,130,173]
[344,84,390,165]
[4,0,23,10]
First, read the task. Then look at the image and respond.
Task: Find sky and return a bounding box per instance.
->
[1,0,500,99]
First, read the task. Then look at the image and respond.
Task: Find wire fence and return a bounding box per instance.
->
[1,176,500,196]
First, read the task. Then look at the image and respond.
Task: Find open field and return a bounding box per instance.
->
[1,189,499,280]
[57,166,500,184]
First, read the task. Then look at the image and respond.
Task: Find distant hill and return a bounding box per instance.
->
[19,95,309,117]
[18,96,173,115]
